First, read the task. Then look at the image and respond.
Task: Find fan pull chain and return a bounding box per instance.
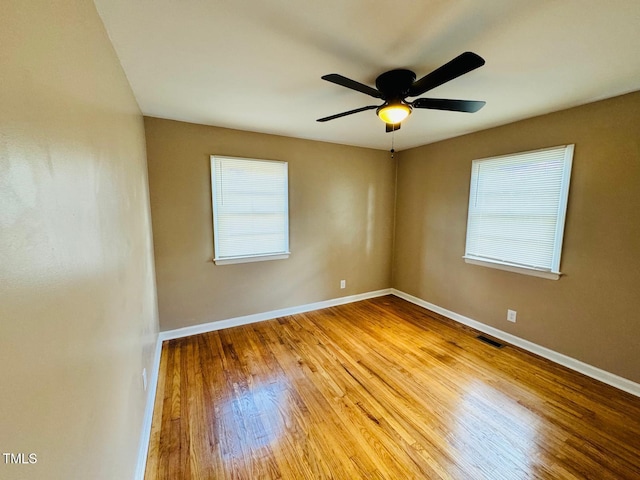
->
[390,129,395,158]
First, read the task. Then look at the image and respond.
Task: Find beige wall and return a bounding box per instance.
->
[144,117,395,330]
[0,1,158,479]
[394,91,640,383]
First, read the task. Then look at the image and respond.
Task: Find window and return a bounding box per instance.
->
[463,145,574,280]
[211,155,290,265]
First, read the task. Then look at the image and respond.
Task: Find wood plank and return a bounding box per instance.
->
[145,295,640,479]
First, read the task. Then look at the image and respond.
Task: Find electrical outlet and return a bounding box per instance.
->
[142,368,147,391]
[507,309,517,323]
[340,279,346,289]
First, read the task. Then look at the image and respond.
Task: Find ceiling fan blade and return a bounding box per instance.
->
[316,105,378,122]
[408,52,485,97]
[321,74,383,99]
[412,98,486,113]
[386,123,401,133]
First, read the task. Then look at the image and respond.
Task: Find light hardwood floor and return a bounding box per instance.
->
[145,296,640,479]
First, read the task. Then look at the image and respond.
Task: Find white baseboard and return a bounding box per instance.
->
[391,288,640,398]
[159,288,393,341]
[134,334,163,480]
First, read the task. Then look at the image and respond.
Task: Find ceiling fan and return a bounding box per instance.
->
[317,52,486,132]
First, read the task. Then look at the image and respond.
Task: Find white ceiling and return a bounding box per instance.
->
[94,0,640,151]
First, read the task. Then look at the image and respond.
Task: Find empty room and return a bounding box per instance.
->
[2,1,640,479]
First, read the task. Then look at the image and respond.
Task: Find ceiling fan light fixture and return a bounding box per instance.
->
[377,103,411,124]
[318,52,486,129]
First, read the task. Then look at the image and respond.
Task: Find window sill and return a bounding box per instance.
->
[214,252,290,266]
[463,256,562,280]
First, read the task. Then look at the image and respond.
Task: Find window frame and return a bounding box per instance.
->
[210,155,290,266]
[463,145,574,280]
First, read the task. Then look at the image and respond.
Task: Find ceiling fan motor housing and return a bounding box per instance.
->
[375,69,416,101]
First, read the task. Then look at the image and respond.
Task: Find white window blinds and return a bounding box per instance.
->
[211,156,290,265]
[464,145,574,278]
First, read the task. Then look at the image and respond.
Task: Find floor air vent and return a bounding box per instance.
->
[476,335,505,348]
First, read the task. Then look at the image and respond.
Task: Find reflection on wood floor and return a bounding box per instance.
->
[145,295,640,479]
